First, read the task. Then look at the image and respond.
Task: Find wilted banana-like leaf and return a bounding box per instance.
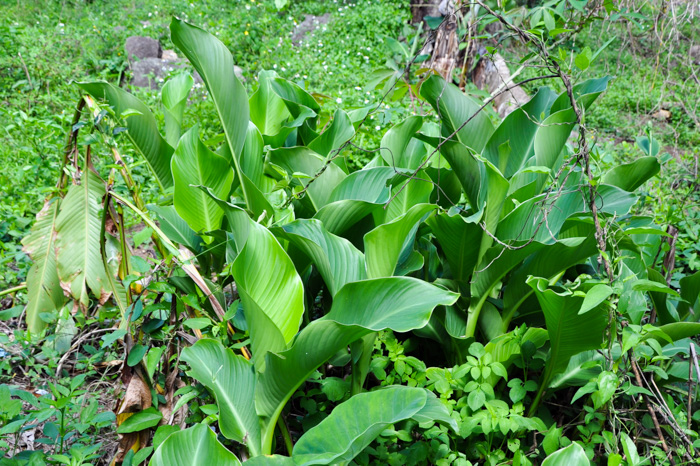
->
[22,199,64,334]
[55,169,109,308]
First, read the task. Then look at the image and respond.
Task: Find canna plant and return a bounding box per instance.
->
[20,15,700,466]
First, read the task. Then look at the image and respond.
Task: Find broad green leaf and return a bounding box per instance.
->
[314,167,396,235]
[497,186,637,243]
[55,169,109,307]
[22,200,64,334]
[117,407,162,433]
[542,442,590,466]
[483,87,558,178]
[147,205,202,253]
[379,116,425,169]
[270,77,320,144]
[250,70,292,143]
[529,278,607,389]
[420,74,494,152]
[382,174,433,223]
[309,109,354,161]
[579,284,614,314]
[412,391,458,432]
[255,277,458,452]
[602,156,660,192]
[550,77,611,114]
[150,424,241,466]
[437,140,481,209]
[653,323,700,343]
[279,219,366,297]
[170,19,251,206]
[240,122,265,188]
[620,432,644,466]
[427,210,482,284]
[293,386,428,465]
[364,203,436,278]
[224,207,304,351]
[269,147,346,212]
[79,82,174,189]
[162,73,194,147]
[678,270,700,321]
[502,235,597,330]
[172,128,234,234]
[181,339,260,455]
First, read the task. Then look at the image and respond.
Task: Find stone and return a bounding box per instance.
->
[125,36,162,62]
[130,58,183,89]
[690,45,700,65]
[652,109,671,121]
[291,13,331,45]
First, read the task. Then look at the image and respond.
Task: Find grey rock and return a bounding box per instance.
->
[130,57,183,89]
[690,44,700,65]
[291,13,331,45]
[125,36,162,62]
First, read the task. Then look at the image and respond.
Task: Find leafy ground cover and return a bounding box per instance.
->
[1,0,699,465]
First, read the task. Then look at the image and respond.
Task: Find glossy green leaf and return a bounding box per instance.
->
[309,109,354,161]
[427,210,482,284]
[256,277,458,452]
[678,270,700,321]
[293,386,428,465]
[117,407,162,433]
[22,200,64,334]
[379,116,424,169]
[240,122,266,188]
[224,206,304,353]
[181,339,260,455]
[150,424,241,466]
[55,170,109,307]
[172,128,234,234]
[529,277,607,389]
[602,156,660,192]
[147,204,201,253]
[579,284,614,315]
[279,219,365,297]
[383,175,433,222]
[79,82,174,189]
[170,19,251,205]
[420,74,494,152]
[483,87,558,178]
[542,442,590,466]
[364,203,436,278]
[250,70,292,142]
[269,147,346,212]
[162,73,194,147]
[313,167,396,234]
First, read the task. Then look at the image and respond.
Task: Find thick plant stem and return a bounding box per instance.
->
[277,416,294,456]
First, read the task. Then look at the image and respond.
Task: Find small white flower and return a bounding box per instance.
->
[375,126,380,131]
[336,97,342,104]
[273,64,277,69]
